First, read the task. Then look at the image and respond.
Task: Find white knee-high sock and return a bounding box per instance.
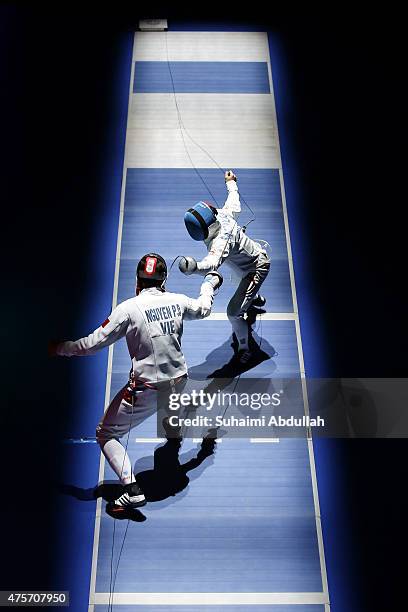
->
[99,438,136,485]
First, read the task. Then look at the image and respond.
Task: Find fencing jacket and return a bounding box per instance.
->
[56,281,215,383]
[196,180,269,278]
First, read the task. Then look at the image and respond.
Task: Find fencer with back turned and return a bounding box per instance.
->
[179,170,270,365]
[53,253,223,513]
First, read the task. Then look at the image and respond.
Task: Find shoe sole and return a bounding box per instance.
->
[107,499,147,512]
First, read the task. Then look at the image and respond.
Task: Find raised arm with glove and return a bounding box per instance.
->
[180,171,271,365]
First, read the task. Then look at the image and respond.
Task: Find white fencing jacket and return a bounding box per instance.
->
[196,180,269,278]
[56,281,215,383]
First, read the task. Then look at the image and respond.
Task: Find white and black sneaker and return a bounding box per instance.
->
[107,482,146,513]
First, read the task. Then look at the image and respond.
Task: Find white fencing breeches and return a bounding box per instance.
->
[96,378,187,485]
[96,385,157,485]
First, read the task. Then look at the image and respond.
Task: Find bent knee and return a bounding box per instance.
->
[227,301,242,320]
[96,425,114,445]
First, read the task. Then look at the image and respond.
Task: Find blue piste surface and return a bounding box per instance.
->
[118,168,293,313]
[110,319,300,403]
[95,161,322,595]
[133,61,270,93]
[96,436,322,593]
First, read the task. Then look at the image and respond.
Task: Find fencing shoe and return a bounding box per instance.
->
[251,294,266,308]
[108,482,146,512]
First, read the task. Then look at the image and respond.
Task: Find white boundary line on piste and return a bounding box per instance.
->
[93,591,328,605]
[87,34,137,612]
[266,33,330,610]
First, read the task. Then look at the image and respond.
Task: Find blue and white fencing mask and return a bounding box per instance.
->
[184,201,217,241]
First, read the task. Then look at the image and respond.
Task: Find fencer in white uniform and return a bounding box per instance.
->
[55,253,222,512]
[179,171,270,364]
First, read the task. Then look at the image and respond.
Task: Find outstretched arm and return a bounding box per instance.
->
[179,171,240,276]
[195,231,232,274]
[55,304,130,357]
[220,170,241,218]
[183,272,223,320]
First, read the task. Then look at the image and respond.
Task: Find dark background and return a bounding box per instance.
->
[1,5,406,611]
